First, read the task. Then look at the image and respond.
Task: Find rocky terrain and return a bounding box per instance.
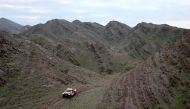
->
[0,18,23,34]
[0,31,101,108]
[101,31,190,109]
[0,18,189,109]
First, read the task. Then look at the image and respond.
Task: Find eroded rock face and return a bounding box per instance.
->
[101,32,190,109]
[104,21,131,43]
[0,31,100,86]
[0,18,189,109]
[120,22,186,59]
[6,19,185,73]
[0,31,19,86]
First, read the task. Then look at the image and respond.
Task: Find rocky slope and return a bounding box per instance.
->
[0,18,23,33]
[101,31,190,109]
[0,18,189,109]
[20,19,187,73]
[104,21,132,45]
[0,31,101,108]
[20,19,120,73]
[120,22,186,59]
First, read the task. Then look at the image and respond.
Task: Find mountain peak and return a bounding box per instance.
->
[45,19,75,26]
[107,20,122,26]
[0,17,7,20]
[106,20,131,29]
[135,22,174,29]
[0,17,23,33]
[134,22,161,31]
[0,17,14,23]
[72,19,81,23]
[72,20,83,26]
[136,22,155,26]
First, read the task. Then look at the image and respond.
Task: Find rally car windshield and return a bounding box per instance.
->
[65,90,72,92]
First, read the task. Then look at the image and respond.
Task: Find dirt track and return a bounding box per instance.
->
[39,73,120,109]
[46,85,99,109]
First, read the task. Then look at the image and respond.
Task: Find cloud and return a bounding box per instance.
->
[28,8,51,14]
[0,0,44,4]
[173,0,190,6]
[57,0,160,12]
[90,13,111,18]
[120,5,160,11]
[71,9,87,14]
[58,0,73,5]
[0,4,33,9]
[0,2,51,14]
[0,0,189,28]
[15,16,40,20]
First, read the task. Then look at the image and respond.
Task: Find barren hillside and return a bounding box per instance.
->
[0,31,101,109]
[0,18,189,109]
[101,31,190,109]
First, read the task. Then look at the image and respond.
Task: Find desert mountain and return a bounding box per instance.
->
[0,18,23,33]
[20,19,115,73]
[104,21,132,44]
[0,18,189,109]
[20,19,187,72]
[0,31,101,108]
[101,31,190,109]
[119,22,185,59]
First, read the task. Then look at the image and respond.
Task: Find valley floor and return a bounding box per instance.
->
[37,73,120,109]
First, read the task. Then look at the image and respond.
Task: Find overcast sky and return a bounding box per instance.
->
[0,0,190,28]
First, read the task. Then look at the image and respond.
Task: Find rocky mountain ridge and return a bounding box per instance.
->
[0,18,23,33]
[101,31,190,109]
[0,18,189,109]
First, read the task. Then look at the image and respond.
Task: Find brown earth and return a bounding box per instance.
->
[38,73,120,109]
[0,18,189,109]
[101,32,190,109]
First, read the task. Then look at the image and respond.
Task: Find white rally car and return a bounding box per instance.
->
[62,88,77,98]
